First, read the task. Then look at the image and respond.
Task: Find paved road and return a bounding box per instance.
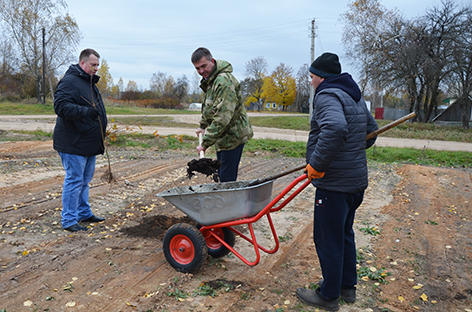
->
[1,114,472,152]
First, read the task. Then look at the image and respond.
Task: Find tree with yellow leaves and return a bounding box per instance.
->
[97,59,113,98]
[261,63,296,111]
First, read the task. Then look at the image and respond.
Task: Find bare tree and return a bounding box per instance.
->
[0,0,81,102]
[295,64,311,113]
[243,56,268,111]
[150,71,168,96]
[446,4,472,128]
[174,75,189,102]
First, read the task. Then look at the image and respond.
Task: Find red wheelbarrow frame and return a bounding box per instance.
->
[199,174,311,267]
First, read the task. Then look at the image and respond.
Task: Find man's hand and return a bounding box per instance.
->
[195,128,205,137]
[86,107,99,119]
[305,164,325,181]
[196,145,206,155]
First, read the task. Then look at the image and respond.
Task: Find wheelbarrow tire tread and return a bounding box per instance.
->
[198,225,236,258]
[163,223,208,273]
[210,227,235,258]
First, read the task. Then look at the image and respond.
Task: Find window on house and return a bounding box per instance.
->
[272,103,277,108]
[266,102,270,108]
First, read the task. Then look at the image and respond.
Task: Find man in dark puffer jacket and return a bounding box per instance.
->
[296,53,378,311]
[53,48,108,232]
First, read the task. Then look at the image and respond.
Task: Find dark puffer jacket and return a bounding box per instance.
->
[53,64,107,156]
[306,73,378,193]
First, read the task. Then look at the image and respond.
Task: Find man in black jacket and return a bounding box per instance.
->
[53,48,108,232]
[296,53,378,311]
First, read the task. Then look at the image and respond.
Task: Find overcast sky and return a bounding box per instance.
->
[66,0,456,91]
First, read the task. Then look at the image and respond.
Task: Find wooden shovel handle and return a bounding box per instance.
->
[366,112,416,140]
[249,112,417,186]
[198,133,205,158]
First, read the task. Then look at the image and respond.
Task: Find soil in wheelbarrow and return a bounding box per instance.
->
[0,141,471,312]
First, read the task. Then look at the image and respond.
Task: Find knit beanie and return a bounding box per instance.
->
[309,52,341,78]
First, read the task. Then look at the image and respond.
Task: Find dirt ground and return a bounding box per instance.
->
[0,140,471,312]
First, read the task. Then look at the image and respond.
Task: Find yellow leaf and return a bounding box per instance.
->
[420,293,428,301]
[178,298,185,302]
[65,302,76,307]
[398,296,405,302]
[22,250,28,256]
[413,284,423,289]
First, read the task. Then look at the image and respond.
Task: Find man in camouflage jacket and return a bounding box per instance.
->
[191,47,253,182]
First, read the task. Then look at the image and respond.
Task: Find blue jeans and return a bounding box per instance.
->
[313,188,364,299]
[59,152,96,228]
[217,144,244,182]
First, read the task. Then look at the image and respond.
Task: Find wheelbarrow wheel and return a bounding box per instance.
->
[163,223,208,273]
[198,226,236,258]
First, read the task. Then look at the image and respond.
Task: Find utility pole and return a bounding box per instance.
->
[42,28,46,104]
[309,18,316,119]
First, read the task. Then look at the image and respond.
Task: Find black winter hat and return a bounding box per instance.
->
[309,52,341,78]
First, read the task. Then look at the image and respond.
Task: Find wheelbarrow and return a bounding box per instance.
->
[157,112,418,273]
[156,173,310,273]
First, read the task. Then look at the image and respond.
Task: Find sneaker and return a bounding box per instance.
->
[296,287,339,311]
[317,279,356,303]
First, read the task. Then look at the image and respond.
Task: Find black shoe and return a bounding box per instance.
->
[64,224,88,232]
[81,215,105,223]
[317,279,356,303]
[341,287,356,303]
[296,288,339,311]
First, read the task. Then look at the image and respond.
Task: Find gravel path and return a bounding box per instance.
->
[1,114,472,152]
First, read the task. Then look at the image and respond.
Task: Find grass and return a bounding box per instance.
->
[249,115,311,131]
[367,145,472,167]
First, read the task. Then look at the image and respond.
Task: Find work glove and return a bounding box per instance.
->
[305,164,325,181]
[86,107,99,119]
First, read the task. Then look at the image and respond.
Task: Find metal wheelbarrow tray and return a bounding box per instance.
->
[157,174,311,273]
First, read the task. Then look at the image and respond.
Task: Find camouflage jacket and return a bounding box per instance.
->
[199,60,253,151]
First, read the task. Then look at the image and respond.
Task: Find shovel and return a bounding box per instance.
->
[247,112,416,187]
[186,133,221,182]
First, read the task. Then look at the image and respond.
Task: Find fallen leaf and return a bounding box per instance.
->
[65,301,76,307]
[24,300,33,306]
[398,296,405,302]
[420,293,428,301]
[413,284,424,290]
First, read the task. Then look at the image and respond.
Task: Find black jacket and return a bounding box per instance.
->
[53,64,107,156]
[306,73,378,193]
